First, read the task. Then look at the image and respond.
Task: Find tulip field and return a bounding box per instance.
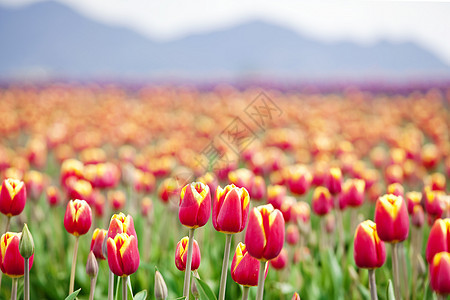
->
[0,84,449,300]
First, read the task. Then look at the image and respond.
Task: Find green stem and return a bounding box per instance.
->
[122,276,128,300]
[391,243,401,300]
[108,270,115,300]
[437,294,446,300]
[115,276,121,300]
[24,258,30,300]
[399,242,409,300]
[242,286,250,300]
[5,216,11,232]
[183,228,195,300]
[368,269,377,300]
[218,234,233,300]
[69,236,80,294]
[89,273,98,300]
[255,261,267,300]
[10,278,18,300]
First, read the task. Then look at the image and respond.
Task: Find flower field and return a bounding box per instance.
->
[0,84,449,300]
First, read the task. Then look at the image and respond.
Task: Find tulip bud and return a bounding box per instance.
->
[325,167,342,195]
[426,218,450,264]
[175,236,201,271]
[411,205,425,228]
[429,252,450,295]
[179,182,211,229]
[213,184,250,233]
[86,251,98,278]
[245,204,285,261]
[154,268,168,300]
[406,191,422,214]
[353,220,386,269]
[374,194,409,243]
[267,185,286,210]
[0,232,34,277]
[387,182,404,197]
[270,248,288,270]
[312,186,333,216]
[90,228,107,260]
[286,165,312,196]
[64,199,92,236]
[291,292,301,300]
[231,242,266,287]
[106,233,140,276]
[191,270,200,299]
[341,178,365,208]
[0,178,27,217]
[19,223,34,259]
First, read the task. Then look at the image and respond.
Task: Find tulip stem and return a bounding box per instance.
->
[218,234,233,300]
[368,269,377,300]
[255,261,267,300]
[183,228,195,300]
[69,236,80,295]
[24,258,30,300]
[437,295,446,300]
[11,277,18,300]
[89,272,98,300]
[242,286,250,300]
[108,270,115,300]
[391,243,401,300]
[5,216,11,232]
[122,276,128,300]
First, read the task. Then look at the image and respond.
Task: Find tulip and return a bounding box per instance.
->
[154,268,168,300]
[107,212,137,240]
[197,172,218,196]
[19,224,34,300]
[286,165,312,196]
[406,191,422,214]
[426,218,450,264]
[429,252,450,297]
[133,170,155,194]
[23,170,45,201]
[106,233,140,276]
[175,236,201,271]
[270,248,288,270]
[0,232,34,277]
[228,168,255,192]
[60,158,84,188]
[179,182,211,229]
[280,196,296,223]
[425,172,446,192]
[325,167,342,195]
[157,178,179,203]
[46,186,61,207]
[251,176,266,201]
[245,204,284,300]
[64,199,92,294]
[384,164,403,185]
[267,185,286,210]
[387,182,404,197]
[374,194,409,300]
[66,178,93,204]
[86,251,99,300]
[291,292,301,300]
[0,178,27,223]
[231,242,263,287]
[411,205,425,228]
[424,187,446,218]
[341,179,365,208]
[312,186,333,216]
[108,190,126,211]
[90,228,107,260]
[286,224,300,245]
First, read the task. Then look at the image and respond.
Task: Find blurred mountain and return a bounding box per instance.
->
[1,1,449,80]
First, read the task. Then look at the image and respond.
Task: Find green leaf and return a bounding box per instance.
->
[386,280,395,300]
[134,290,147,300]
[65,288,81,300]
[194,276,217,300]
[357,284,371,300]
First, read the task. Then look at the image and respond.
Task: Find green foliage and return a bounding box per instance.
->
[65,288,81,300]
[194,276,218,300]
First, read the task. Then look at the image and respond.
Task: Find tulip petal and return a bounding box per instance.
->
[107,237,123,276]
[120,235,140,276]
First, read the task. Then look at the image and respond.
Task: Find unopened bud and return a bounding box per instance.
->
[191,270,200,299]
[291,292,301,300]
[154,268,168,300]
[86,251,98,278]
[19,223,34,259]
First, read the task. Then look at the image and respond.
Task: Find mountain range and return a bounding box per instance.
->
[1,1,450,81]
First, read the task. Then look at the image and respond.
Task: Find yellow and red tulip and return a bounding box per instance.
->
[341,178,365,208]
[179,182,211,229]
[0,232,34,277]
[426,218,450,264]
[175,236,201,271]
[107,212,137,240]
[325,167,342,195]
[429,251,450,295]
[230,242,266,287]
[90,228,107,260]
[267,185,286,210]
[60,158,84,188]
[425,172,446,192]
[353,220,386,269]
[0,178,26,217]
[251,176,266,201]
[46,186,61,207]
[228,168,255,193]
[270,248,288,270]
[286,224,300,245]
[286,165,312,196]
[108,190,126,211]
[213,184,250,234]
[245,204,285,261]
[406,191,422,214]
[106,233,140,276]
[411,205,425,228]
[387,182,404,197]
[374,194,409,243]
[64,199,92,236]
[157,178,179,203]
[23,170,45,201]
[280,196,296,223]
[312,186,333,216]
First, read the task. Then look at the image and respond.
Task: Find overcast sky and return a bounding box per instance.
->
[2,0,450,64]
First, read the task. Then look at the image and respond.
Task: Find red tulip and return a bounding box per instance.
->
[325,167,342,195]
[197,172,218,196]
[23,170,45,201]
[231,242,267,287]
[228,168,255,192]
[213,184,250,234]
[0,232,34,277]
[291,292,301,300]
[429,251,450,295]
[353,220,386,269]
[426,218,450,264]
[64,199,92,236]
[90,228,107,260]
[251,176,266,201]
[280,196,296,223]
[374,194,409,243]
[108,190,126,211]
[312,186,333,216]
[286,165,312,196]
[387,183,404,197]
[46,186,61,207]
[157,178,179,203]
[107,212,137,240]
[286,224,300,245]
[270,248,288,270]
[175,236,201,271]
[0,178,26,217]
[267,185,286,210]
[425,172,446,192]
[411,205,425,228]
[60,158,84,188]
[341,178,365,208]
[179,182,211,229]
[245,204,285,261]
[107,233,140,276]
[65,178,93,203]
[406,191,422,214]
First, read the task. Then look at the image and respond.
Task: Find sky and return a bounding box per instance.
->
[1,0,450,64]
